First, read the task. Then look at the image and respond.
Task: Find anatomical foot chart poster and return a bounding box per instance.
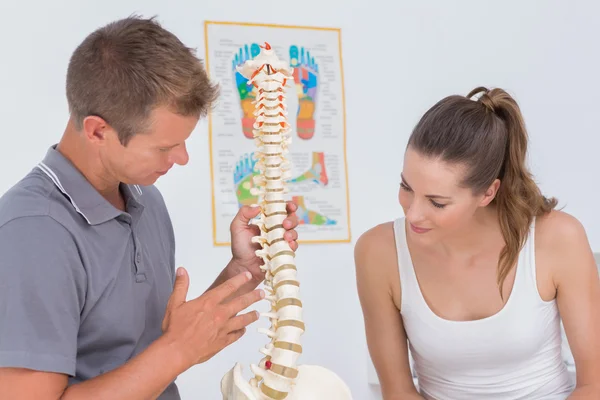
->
[204,21,351,246]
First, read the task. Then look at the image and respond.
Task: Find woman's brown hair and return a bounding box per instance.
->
[407,87,558,297]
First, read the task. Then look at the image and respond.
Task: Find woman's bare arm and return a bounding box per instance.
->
[355,223,423,399]
[541,212,600,398]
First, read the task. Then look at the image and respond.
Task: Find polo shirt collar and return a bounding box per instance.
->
[36,145,144,225]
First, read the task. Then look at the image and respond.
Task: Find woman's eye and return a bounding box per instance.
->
[431,200,447,209]
[400,182,412,191]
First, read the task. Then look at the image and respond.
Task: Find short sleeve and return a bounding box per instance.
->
[0,216,86,376]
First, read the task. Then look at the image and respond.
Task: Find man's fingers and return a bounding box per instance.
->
[283,214,298,230]
[282,201,298,231]
[283,228,298,251]
[167,267,189,309]
[284,229,298,243]
[225,288,264,316]
[248,222,261,237]
[286,200,298,214]
[224,311,260,333]
[209,271,253,302]
[230,205,261,233]
[225,327,247,346]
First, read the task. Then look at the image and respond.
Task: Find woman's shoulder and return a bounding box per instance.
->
[354,219,403,307]
[535,209,589,250]
[535,209,594,280]
[354,220,401,275]
[354,220,398,259]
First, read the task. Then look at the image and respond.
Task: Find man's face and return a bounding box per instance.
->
[100,107,198,186]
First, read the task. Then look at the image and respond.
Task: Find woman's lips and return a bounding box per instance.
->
[410,223,431,234]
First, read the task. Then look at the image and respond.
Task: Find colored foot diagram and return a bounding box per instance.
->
[233,152,331,220]
[289,152,328,186]
[232,44,261,139]
[232,44,319,140]
[293,196,336,225]
[290,45,319,140]
[233,153,260,207]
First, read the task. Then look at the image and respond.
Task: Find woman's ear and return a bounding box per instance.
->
[479,179,501,207]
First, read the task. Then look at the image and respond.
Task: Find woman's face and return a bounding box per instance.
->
[398,147,497,243]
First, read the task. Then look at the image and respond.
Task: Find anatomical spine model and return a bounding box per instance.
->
[220,43,352,400]
[245,40,302,398]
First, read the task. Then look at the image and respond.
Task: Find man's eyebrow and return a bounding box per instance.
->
[401,173,452,200]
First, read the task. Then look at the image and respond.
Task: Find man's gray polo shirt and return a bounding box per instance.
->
[0,145,180,399]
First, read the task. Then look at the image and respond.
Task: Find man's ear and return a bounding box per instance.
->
[82,115,111,145]
[479,179,501,207]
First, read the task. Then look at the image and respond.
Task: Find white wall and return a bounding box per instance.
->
[1,1,599,399]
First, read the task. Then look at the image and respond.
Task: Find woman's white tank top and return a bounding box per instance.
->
[393,217,575,399]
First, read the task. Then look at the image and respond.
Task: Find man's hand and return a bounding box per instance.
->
[229,201,299,284]
[38,268,264,400]
[161,267,264,369]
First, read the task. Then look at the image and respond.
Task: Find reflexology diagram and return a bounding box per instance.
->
[232,43,319,141]
[233,151,336,225]
[205,21,350,245]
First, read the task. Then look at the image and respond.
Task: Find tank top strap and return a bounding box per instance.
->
[392,217,423,314]
[484,217,538,308]
[514,217,542,301]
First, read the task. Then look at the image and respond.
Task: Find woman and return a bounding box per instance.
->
[355,87,600,399]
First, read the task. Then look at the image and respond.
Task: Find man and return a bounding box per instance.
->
[0,15,299,399]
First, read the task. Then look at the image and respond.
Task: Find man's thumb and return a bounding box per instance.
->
[231,205,261,231]
[169,267,189,307]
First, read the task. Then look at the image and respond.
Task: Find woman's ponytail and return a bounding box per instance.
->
[479,88,558,295]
